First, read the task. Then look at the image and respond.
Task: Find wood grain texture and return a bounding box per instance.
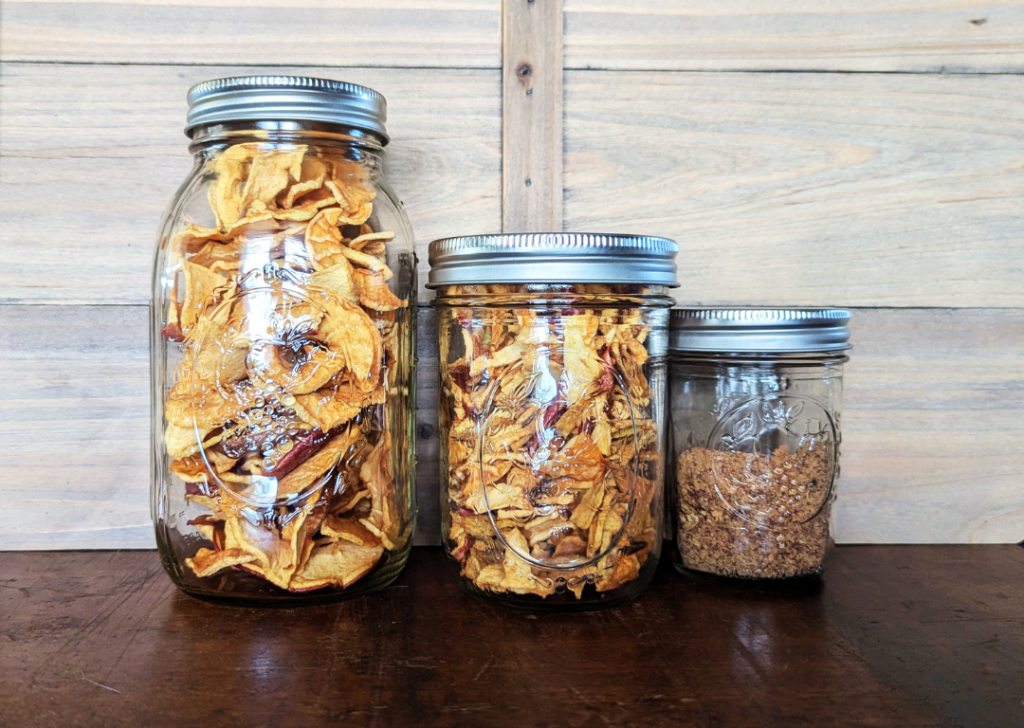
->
[564,71,1024,307]
[2,547,1023,728]
[502,0,563,231]
[2,304,1021,550]
[0,63,501,305]
[0,0,500,66]
[838,309,1024,544]
[564,0,1024,72]
[0,306,151,549]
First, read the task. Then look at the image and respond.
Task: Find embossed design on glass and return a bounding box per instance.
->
[707,394,837,532]
[476,338,643,572]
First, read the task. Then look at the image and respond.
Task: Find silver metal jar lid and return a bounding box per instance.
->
[426,233,680,288]
[185,76,388,143]
[669,308,851,353]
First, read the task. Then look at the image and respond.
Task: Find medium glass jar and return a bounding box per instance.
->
[428,234,678,609]
[668,309,850,579]
[151,77,416,604]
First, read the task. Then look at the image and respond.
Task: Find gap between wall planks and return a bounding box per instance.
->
[502,0,563,231]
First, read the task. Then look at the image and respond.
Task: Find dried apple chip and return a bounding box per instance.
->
[305,208,346,265]
[309,258,358,304]
[340,246,391,277]
[288,540,384,591]
[349,230,395,251]
[281,155,328,208]
[222,505,313,589]
[277,426,359,498]
[247,294,381,395]
[165,376,257,431]
[239,147,306,216]
[324,179,373,225]
[207,143,259,229]
[186,547,258,578]
[170,449,237,483]
[180,261,228,332]
[359,434,395,534]
[353,268,405,312]
[321,513,377,546]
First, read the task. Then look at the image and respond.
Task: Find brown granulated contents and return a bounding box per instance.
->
[675,444,832,578]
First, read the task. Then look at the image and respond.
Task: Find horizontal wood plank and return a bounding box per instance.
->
[0,63,502,305]
[2,304,1021,549]
[839,308,1024,544]
[565,71,1024,307]
[565,1,1024,72]
[0,305,151,549]
[0,0,500,66]
[8,67,1024,308]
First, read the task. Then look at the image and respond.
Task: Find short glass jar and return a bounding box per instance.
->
[151,77,416,604]
[428,233,678,608]
[668,309,850,579]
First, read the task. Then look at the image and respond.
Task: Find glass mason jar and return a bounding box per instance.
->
[668,309,850,579]
[428,234,678,609]
[151,77,416,604]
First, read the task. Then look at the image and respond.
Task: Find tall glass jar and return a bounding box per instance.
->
[668,309,850,579]
[428,234,678,609]
[151,77,416,604]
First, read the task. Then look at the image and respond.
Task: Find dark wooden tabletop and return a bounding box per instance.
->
[2,546,1022,728]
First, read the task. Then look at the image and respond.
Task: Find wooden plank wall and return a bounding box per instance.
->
[1,0,1022,549]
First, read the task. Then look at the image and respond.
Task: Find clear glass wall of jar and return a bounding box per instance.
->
[151,77,416,604]
[428,234,678,609]
[668,309,850,580]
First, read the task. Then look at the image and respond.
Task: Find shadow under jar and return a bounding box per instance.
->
[668,309,851,580]
[428,234,678,609]
[151,77,417,605]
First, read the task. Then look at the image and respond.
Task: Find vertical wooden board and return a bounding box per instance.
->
[836,309,1024,544]
[502,0,563,231]
[0,63,501,305]
[564,71,1024,307]
[564,0,1024,72]
[1,0,501,67]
